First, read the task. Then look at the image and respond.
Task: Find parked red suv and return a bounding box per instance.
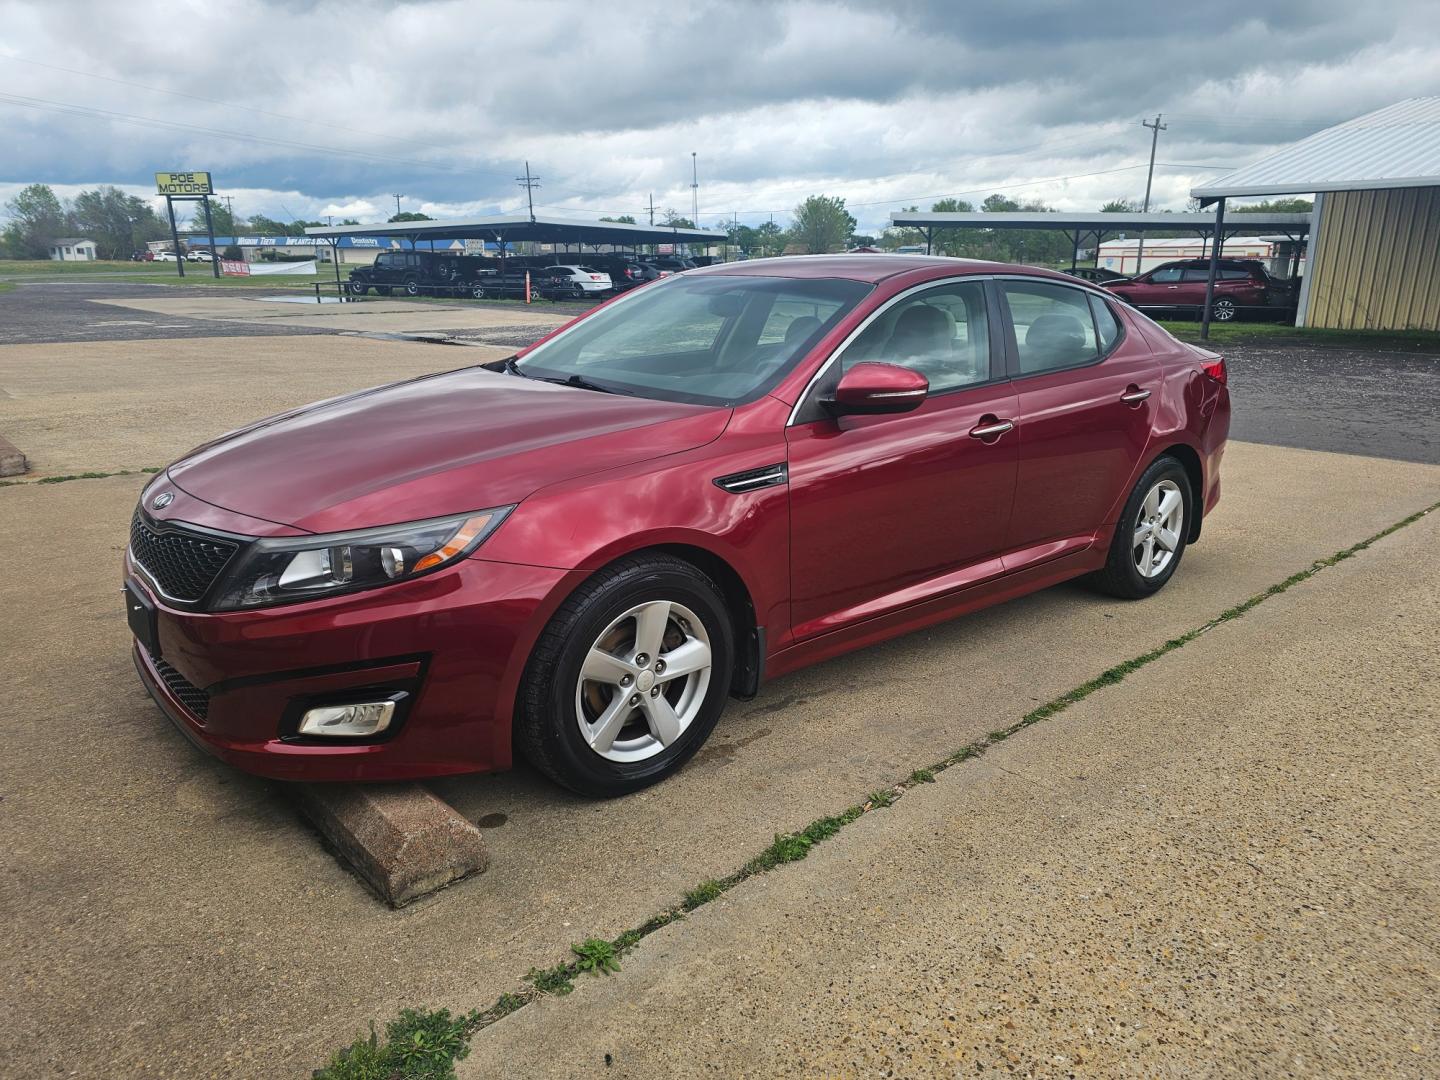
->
[1103,258,1277,321]
[126,256,1229,796]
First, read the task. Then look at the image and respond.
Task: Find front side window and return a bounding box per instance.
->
[1149,266,1183,283]
[837,280,991,392]
[516,274,872,406]
[1002,281,1099,374]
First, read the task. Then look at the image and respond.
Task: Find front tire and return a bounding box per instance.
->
[348,281,368,296]
[517,555,734,797]
[1210,297,1237,322]
[403,276,421,297]
[1091,456,1193,599]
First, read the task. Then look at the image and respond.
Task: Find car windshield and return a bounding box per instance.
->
[515,274,872,406]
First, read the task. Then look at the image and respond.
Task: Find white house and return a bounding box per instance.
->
[48,237,98,261]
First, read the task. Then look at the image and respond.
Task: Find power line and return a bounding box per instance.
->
[516,161,541,223]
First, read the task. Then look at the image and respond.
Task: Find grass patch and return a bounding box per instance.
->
[1156,319,1440,354]
[315,1007,477,1080]
[313,498,1438,1075]
[0,467,161,489]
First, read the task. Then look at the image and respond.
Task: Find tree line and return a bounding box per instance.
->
[0,182,366,260]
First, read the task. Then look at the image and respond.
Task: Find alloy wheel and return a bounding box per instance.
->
[574,599,713,763]
[1211,298,1236,321]
[1133,479,1184,579]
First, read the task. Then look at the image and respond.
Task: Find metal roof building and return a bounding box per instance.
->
[1194,97,1440,331]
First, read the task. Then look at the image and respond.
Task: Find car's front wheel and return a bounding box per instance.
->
[517,555,734,797]
[348,281,368,296]
[403,276,421,297]
[1091,456,1192,599]
[1210,297,1237,321]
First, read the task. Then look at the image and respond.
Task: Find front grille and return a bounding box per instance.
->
[129,513,239,603]
[152,657,210,721]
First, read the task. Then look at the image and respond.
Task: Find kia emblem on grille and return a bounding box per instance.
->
[152,492,174,510]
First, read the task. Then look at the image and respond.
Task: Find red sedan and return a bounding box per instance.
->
[125,256,1229,796]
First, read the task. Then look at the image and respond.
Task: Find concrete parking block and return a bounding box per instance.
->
[0,433,26,476]
[291,783,489,908]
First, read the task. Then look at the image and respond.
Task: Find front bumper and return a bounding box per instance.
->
[127,554,569,781]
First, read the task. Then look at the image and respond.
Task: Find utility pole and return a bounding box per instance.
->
[1135,113,1166,275]
[646,193,656,226]
[391,193,404,217]
[690,152,698,224]
[515,162,541,223]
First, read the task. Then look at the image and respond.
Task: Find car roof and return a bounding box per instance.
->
[691,253,1072,285]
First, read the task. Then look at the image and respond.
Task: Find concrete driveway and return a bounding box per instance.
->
[2,333,1438,1077]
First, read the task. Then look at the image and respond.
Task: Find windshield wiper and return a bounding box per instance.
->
[502,356,527,378]
[502,358,625,395]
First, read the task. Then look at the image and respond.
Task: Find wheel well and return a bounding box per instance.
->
[646,544,761,698]
[1157,443,1205,542]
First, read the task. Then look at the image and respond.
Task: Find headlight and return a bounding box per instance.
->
[210,507,511,611]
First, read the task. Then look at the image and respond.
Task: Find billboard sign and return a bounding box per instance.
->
[156,171,214,196]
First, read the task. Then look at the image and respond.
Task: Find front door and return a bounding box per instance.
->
[787,279,1019,640]
[998,280,1160,558]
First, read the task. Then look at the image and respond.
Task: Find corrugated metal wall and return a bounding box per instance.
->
[1306,186,1440,330]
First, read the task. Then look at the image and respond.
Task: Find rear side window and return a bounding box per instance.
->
[1090,294,1121,351]
[1001,281,1098,374]
[1181,268,1210,283]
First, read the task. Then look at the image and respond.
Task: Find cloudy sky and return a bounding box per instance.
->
[2,0,1438,234]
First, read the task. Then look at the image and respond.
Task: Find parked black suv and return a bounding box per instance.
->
[347,251,483,297]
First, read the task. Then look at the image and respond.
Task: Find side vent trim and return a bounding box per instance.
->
[713,463,788,494]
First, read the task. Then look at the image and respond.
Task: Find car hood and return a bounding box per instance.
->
[167,366,727,534]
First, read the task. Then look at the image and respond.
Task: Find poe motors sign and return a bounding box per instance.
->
[155,171,213,196]
[155,171,219,278]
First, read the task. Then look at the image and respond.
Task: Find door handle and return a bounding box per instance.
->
[1166,285,1179,290]
[969,419,1015,440]
[1120,387,1152,404]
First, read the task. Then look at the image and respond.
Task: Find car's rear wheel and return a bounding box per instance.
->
[571,285,585,300]
[1091,456,1192,599]
[469,282,487,300]
[517,555,734,797]
[1210,297,1237,321]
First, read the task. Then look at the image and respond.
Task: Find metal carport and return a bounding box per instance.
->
[889,210,1311,339]
[305,214,727,295]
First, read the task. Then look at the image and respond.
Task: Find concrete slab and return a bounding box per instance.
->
[1,444,1437,1076]
[0,432,27,476]
[0,334,508,478]
[291,784,489,908]
[92,295,569,335]
[461,509,1440,1079]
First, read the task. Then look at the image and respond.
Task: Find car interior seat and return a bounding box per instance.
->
[1022,313,1088,371]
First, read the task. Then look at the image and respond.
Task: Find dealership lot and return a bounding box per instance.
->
[2,309,1439,1076]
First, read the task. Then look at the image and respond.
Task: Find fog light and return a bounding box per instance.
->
[298,701,395,737]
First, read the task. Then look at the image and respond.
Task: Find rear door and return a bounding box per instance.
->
[998,280,1159,563]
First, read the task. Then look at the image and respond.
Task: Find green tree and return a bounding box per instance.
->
[788,195,856,254]
[389,211,433,222]
[880,205,922,251]
[660,209,695,229]
[1101,199,1140,212]
[189,200,234,236]
[244,213,291,236]
[1234,197,1312,213]
[599,214,637,224]
[753,219,784,257]
[2,183,68,258]
[69,186,167,258]
[929,197,975,256]
[850,233,877,248]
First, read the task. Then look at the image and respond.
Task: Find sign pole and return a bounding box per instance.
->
[202,195,220,279]
[165,195,185,278]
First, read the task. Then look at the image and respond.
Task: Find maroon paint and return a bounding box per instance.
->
[127,256,1230,781]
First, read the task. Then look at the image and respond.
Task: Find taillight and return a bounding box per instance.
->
[1201,357,1227,385]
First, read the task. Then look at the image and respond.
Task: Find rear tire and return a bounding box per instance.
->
[1090,456,1193,599]
[1210,297,1237,322]
[517,555,734,798]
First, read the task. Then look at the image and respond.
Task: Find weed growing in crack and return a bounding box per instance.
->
[572,938,621,976]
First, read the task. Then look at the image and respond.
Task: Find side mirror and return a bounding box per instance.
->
[826,362,929,416]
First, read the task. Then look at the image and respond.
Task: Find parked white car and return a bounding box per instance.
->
[186,250,215,262]
[542,264,612,298]
[153,251,179,262]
